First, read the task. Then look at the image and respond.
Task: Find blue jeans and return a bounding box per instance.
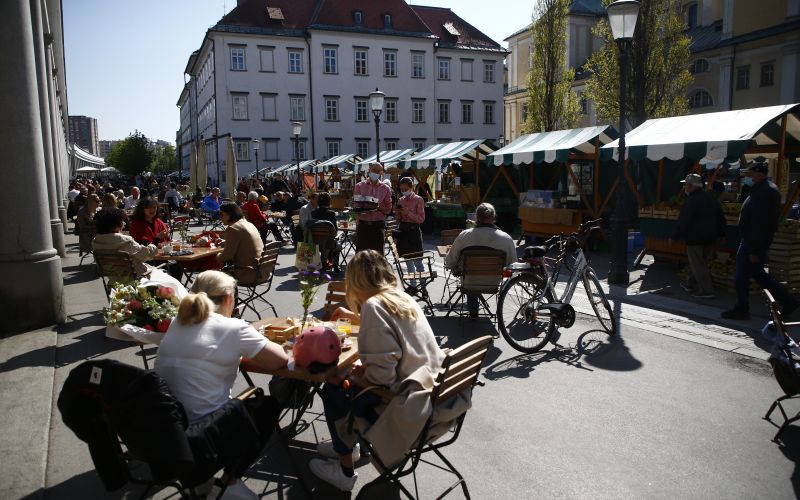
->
[734,240,791,312]
[320,382,382,456]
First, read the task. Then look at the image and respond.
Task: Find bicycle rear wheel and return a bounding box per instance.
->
[497,273,555,354]
[583,268,617,336]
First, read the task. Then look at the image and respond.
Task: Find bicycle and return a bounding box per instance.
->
[496,218,617,354]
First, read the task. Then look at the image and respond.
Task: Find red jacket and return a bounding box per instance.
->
[242,200,267,229]
[129,218,169,245]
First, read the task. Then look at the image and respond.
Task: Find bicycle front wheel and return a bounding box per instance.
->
[497,273,556,354]
[583,268,617,336]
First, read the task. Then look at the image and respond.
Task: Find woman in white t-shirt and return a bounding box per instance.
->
[156,270,287,499]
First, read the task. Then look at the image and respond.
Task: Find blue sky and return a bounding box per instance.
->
[63,0,533,143]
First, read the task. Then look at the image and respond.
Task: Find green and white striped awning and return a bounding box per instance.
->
[396,140,497,169]
[314,154,358,173]
[488,126,615,166]
[602,103,800,161]
[271,159,318,174]
[356,149,416,170]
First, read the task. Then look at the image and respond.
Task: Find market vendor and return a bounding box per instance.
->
[353,162,392,253]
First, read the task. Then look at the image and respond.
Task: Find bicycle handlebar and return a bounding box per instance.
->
[540,218,603,251]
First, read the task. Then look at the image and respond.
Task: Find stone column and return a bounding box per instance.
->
[46,45,69,233]
[0,0,65,332]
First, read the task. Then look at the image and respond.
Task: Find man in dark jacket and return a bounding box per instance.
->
[671,174,726,298]
[721,161,799,320]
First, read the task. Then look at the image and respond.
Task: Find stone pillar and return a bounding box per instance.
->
[718,54,733,111]
[780,43,800,104]
[46,45,69,233]
[0,0,66,333]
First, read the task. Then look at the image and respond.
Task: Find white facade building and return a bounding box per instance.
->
[177,0,505,185]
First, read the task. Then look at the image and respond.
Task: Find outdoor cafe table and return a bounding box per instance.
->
[149,245,224,285]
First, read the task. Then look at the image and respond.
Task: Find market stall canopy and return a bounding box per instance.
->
[100,166,120,174]
[488,126,616,166]
[396,140,497,169]
[76,166,100,172]
[314,154,358,173]
[602,103,800,162]
[356,149,416,170]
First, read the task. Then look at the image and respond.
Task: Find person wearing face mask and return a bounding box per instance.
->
[353,162,393,252]
[721,161,799,320]
[395,177,426,286]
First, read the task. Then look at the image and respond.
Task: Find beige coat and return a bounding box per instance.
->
[334,294,472,468]
[216,218,264,284]
[92,232,157,276]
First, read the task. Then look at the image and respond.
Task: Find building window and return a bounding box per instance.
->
[438,101,450,123]
[323,47,338,74]
[297,141,307,161]
[353,10,363,25]
[235,141,249,161]
[355,99,368,122]
[689,58,709,74]
[327,140,340,158]
[412,100,425,123]
[484,61,496,83]
[383,13,392,27]
[483,102,495,124]
[354,49,368,76]
[325,97,339,121]
[458,102,471,124]
[760,62,775,87]
[385,100,397,122]
[264,140,279,161]
[685,2,698,29]
[413,140,425,150]
[521,102,529,122]
[385,141,397,150]
[438,58,450,80]
[230,46,246,71]
[232,94,248,120]
[736,66,750,90]
[356,141,369,158]
[412,52,425,78]
[688,90,713,108]
[262,94,277,120]
[288,50,303,73]
[259,47,274,72]
[290,96,305,121]
[384,51,397,77]
[460,59,473,81]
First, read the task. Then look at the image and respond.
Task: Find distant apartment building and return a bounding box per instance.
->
[177,0,505,181]
[68,115,99,155]
[503,0,800,140]
[98,140,118,158]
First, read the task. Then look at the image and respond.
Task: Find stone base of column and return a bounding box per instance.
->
[50,219,65,257]
[58,205,67,233]
[0,253,65,335]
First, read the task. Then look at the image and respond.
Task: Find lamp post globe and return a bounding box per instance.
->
[369,88,385,163]
[606,0,640,285]
[251,138,260,183]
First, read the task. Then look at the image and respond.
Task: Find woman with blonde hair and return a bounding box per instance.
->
[309,250,445,492]
[155,270,287,499]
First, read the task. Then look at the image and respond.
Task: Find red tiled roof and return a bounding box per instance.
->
[311,0,431,33]
[410,5,502,50]
[219,0,317,29]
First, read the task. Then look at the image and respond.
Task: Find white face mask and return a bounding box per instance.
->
[743,176,754,187]
[401,190,412,197]
[368,172,381,182]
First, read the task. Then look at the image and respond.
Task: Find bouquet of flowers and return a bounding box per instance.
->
[299,265,331,329]
[104,283,180,333]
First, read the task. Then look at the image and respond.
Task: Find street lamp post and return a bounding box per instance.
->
[369,88,385,162]
[606,0,641,285]
[251,138,260,183]
[291,121,302,191]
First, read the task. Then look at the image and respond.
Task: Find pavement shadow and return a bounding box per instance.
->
[772,425,800,497]
[483,347,586,381]
[575,329,643,372]
[62,263,99,288]
[18,470,125,500]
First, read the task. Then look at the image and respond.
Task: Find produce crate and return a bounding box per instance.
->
[769,220,800,292]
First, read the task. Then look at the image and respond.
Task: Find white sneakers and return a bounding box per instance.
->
[206,478,258,500]
[308,458,358,492]
[316,440,361,462]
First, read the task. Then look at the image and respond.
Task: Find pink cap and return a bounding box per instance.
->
[292,326,341,368]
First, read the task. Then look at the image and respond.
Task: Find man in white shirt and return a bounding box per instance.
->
[67,183,81,202]
[124,186,141,210]
[445,203,517,317]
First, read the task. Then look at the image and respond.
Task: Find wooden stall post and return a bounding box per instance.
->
[656,160,663,204]
[777,114,787,192]
[593,137,601,216]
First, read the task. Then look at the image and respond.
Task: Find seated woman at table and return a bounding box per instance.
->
[129,197,170,247]
[308,250,446,492]
[216,202,264,284]
[156,270,287,498]
[242,191,284,244]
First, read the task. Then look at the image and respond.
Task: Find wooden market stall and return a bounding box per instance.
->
[485,126,617,238]
[312,154,361,208]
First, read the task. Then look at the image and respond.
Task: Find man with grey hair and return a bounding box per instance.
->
[242,190,284,244]
[124,186,140,210]
[445,203,517,317]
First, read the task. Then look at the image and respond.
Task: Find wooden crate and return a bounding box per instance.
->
[260,322,301,343]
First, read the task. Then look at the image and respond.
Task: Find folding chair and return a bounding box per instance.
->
[307,220,340,272]
[438,229,464,302]
[386,235,437,315]
[763,289,800,442]
[384,219,400,258]
[232,242,281,320]
[354,335,494,500]
[444,246,506,319]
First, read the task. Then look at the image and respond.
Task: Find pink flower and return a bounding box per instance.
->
[127,300,143,311]
[157,286,174,299]
[142,324,154,331]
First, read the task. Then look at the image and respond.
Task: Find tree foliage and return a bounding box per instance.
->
[584,0,693,129]
[525,0,581,133]
[106,131,154,177]
[151,144,177,175]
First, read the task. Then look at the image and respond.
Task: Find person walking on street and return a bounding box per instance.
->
[721,161,799,320]
[671,174,726,299]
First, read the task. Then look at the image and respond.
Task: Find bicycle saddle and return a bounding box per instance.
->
[524,246,547,258]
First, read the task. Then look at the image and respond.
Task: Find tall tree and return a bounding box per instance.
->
[585,0,692,129]
[106,131,154,177]
[525,0,581,133]
[151,144,178,175]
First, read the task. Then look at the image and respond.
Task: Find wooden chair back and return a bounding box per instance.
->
[440,229,463,246]
[94,250,138,295]
[323,281,348,320]
[291,214,300,226]
[459,246,506,293]
[385,219,399,237]
[308,220,337,244]
[434,335,493,405]
[256,241,281,285]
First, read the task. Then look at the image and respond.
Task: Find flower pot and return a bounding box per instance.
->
[105,324,134,341]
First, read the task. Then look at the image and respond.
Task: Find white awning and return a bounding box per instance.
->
[488,126,615,165]
[396,140,497,169]
[314,154,358,172]
[356,149,417,169]
[76,166,100,172]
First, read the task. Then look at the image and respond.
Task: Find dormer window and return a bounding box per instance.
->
[383,13,392,28]
[353,10,363,25]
